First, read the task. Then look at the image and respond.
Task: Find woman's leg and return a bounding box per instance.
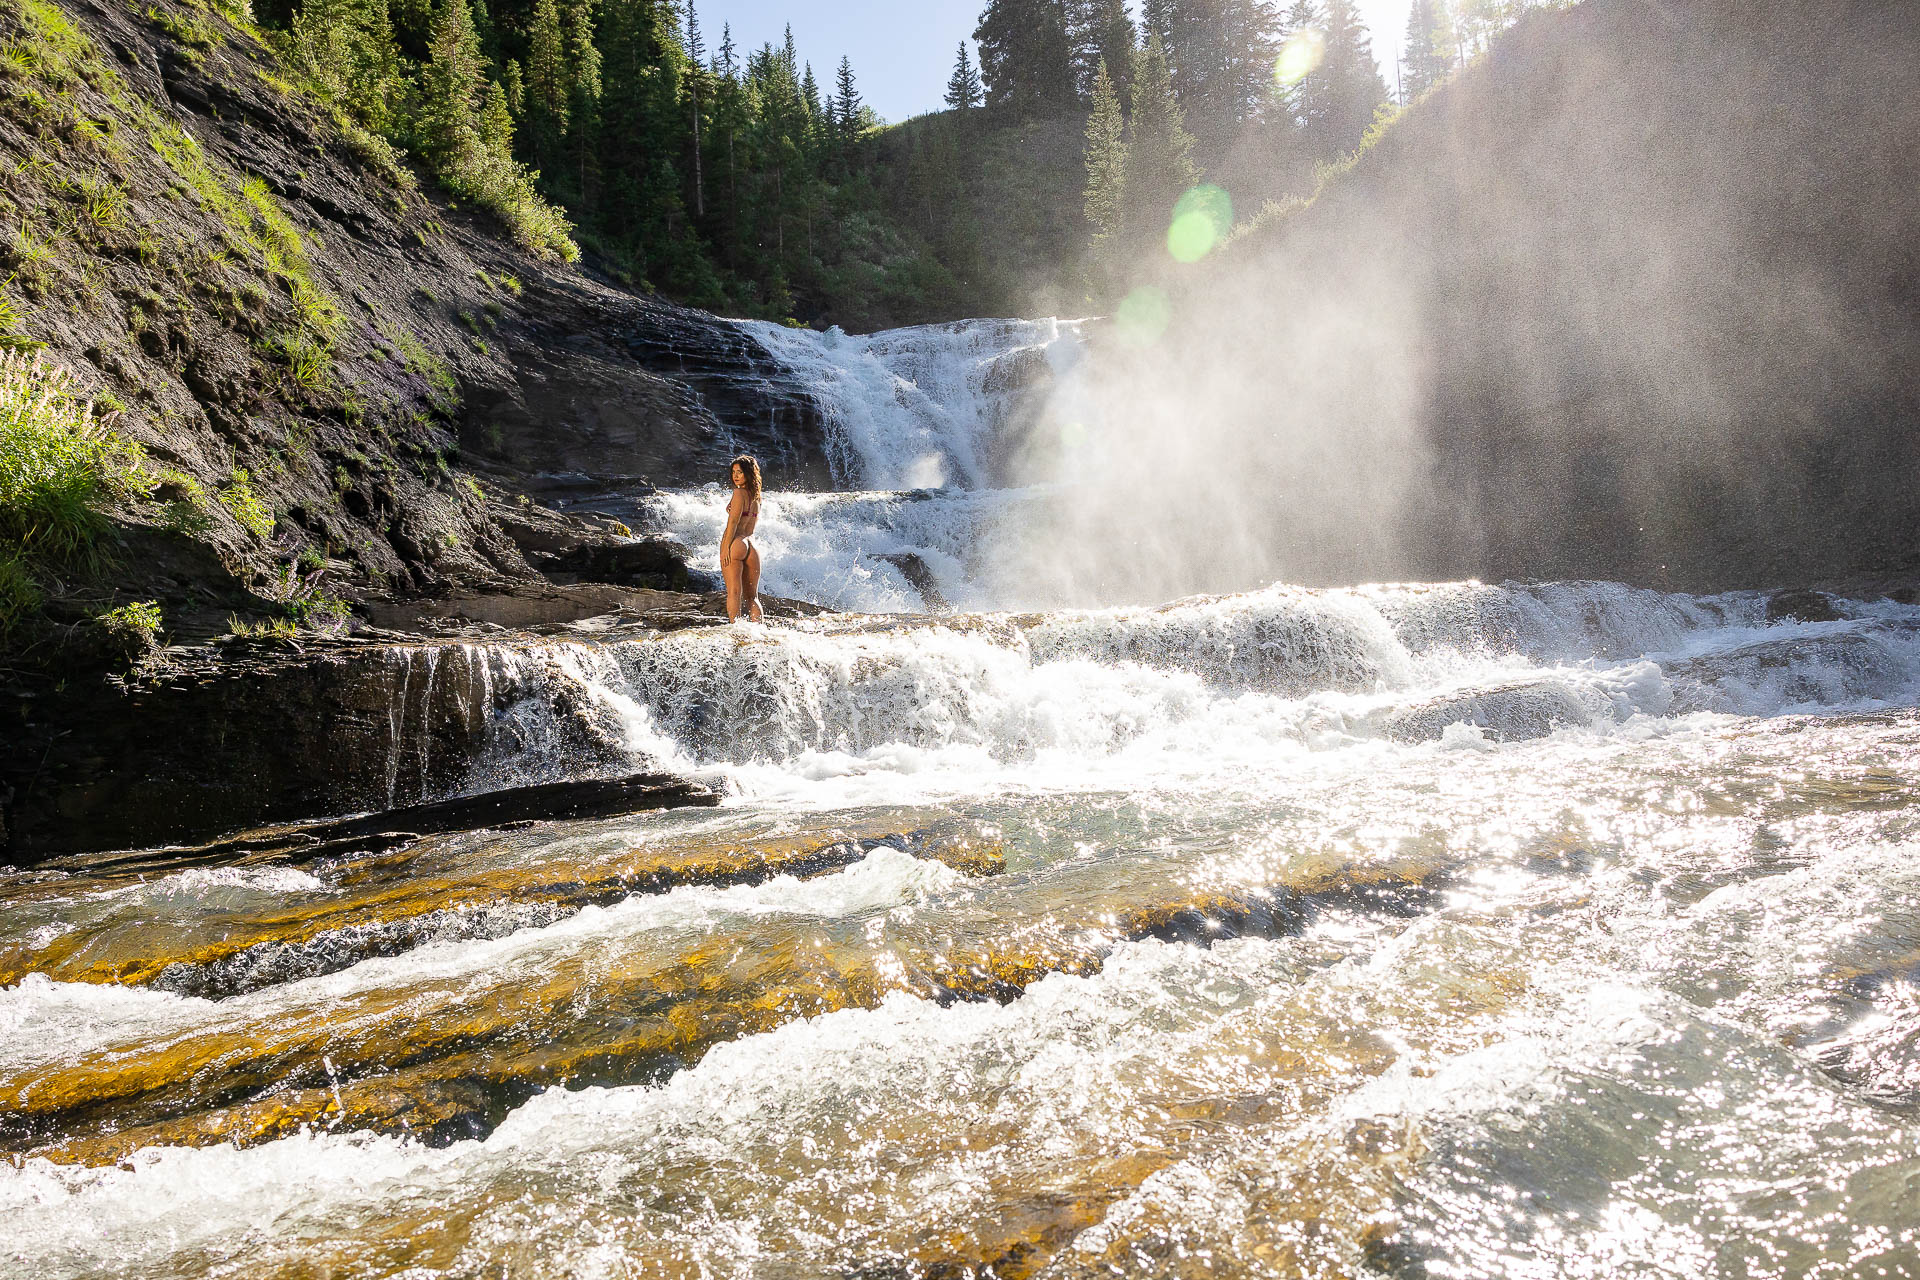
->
[723,544,741,621]
[744,545,763,621]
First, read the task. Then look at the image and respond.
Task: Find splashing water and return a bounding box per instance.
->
[4,320,1920,1278]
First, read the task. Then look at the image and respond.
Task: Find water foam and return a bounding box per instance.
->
[433,586,1920,807]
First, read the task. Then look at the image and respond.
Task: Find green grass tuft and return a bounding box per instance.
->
[0,350,149,572]
[153,466,216,537]
[147,6,218,51]
[95,597,162,644]
[77,172,127,227]
[227,611,295,637]
[263,326,330,387]
[216,467,273,538]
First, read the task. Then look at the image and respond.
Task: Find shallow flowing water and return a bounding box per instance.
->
[4,321,1919,1277]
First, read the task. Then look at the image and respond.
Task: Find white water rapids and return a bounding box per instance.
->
[4,319,1920,1278]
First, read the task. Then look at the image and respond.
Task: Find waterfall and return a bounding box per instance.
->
[636,317,1082,614]
[732,317,1081,491]
[452,583,1920,787]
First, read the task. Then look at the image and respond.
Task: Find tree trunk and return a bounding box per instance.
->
[690,88,706,218]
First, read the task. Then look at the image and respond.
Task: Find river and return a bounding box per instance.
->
[3,319,1918,1278]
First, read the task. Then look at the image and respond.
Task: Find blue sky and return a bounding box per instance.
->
[692,2,982,124]
[692,1,1417,125]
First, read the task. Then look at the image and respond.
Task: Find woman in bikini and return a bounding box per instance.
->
[721,454,764,622]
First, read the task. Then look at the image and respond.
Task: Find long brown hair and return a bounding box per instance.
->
[730,454,762,501]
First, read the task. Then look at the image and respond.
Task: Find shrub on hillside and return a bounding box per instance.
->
[0,350,148,569]
[0,351,151,635]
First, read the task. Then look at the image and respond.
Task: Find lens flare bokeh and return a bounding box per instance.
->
[1275,28,1327,87]
[1167,185,1235,263]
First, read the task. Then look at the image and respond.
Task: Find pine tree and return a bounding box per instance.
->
[417,0,487,168]
[686,1,707,217]
[834,57,862,146]
[1140,0,1175,47]
[801,61,823,128]
[501,57,523,117]
[974,0,1076,117]
[283,0,407,135]
[524,0,568,161]
[1093,0,1136,105]
[1150,0,1279,143]
[1220,0,1282,129]
[711,30,748,261]
[562,0,602,198]
[480,76,513,152]
[1278,0,1322,127]
[1303,0,1386,157]
[564,0,601,108]
[469,0,495,65]
[1082,55,1127,289]
[1401,0,1449,101]
[944,42,983,111]
[1121,33,1198,251]
[1064,0,1138,102]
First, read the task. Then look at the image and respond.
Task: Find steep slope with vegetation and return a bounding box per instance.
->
[0,0,806,667]
[1049,0,1920,596]
[1,0,490,645]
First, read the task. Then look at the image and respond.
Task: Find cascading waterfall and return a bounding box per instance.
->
[429,580,1920,790]
[6,315,1920,1278]
[734,317,1079,491]
[629,317,1083,613]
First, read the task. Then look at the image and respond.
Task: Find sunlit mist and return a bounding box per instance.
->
[1275,29,1328,88]
[1114,286,1171,348]
[990,1,1920,604]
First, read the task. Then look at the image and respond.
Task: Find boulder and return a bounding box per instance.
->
[1766,589,1843,623]
[871,551,951,611]
[542,537,697,591]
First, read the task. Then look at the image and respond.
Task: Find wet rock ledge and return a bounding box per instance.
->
[0,595,794,864]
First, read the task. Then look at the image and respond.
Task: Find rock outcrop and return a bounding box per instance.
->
[0,0,837,631]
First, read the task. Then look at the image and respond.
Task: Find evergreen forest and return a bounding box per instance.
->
[267,0,1563,329]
